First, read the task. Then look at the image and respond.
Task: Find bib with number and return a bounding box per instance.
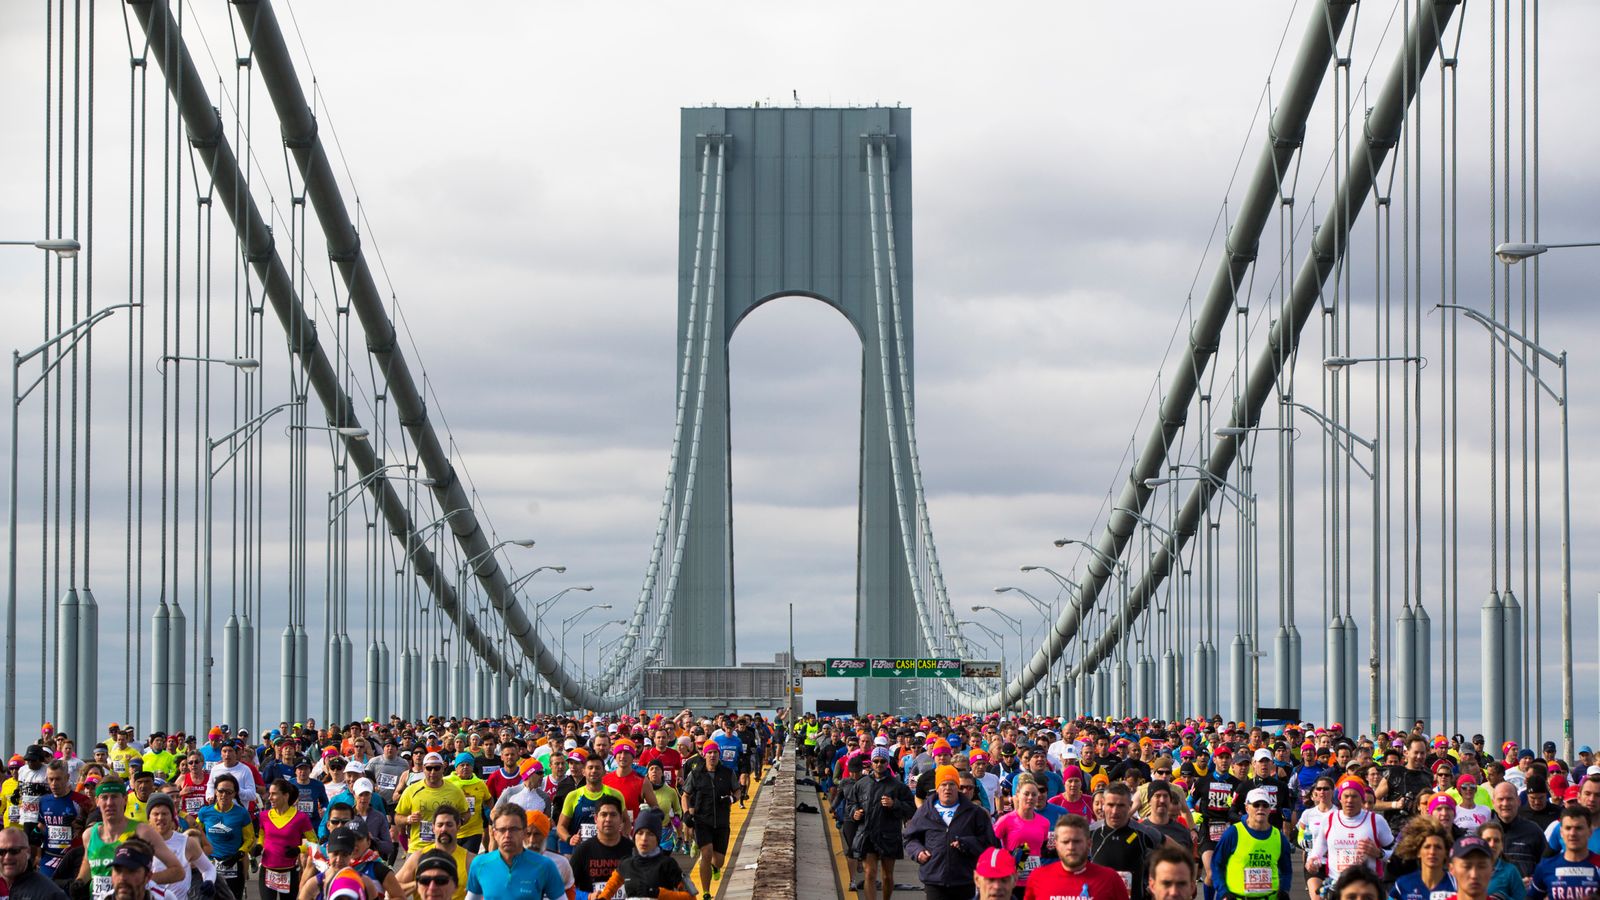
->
[580,823,598,841]
[46,824,71,847]
[264,868,292,893]
[91,874,113,899]
[418,822,435,844]
[1242,866,1273,893]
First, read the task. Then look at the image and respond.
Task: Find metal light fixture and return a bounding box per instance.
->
[1493,240,1600,264]
[0,238,81,258]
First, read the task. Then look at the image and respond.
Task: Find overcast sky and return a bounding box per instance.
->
[3,1,1600,738]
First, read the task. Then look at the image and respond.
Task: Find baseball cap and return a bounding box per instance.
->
[974,847,1018,879]
[326,829,358,854]
[352,778,374,796]
[22,745,48,764]
[110,843,153,871]
[873,735,889,746]
[422,752,446,768]
[1244,787,1273,807]
[1450,836,1493,860]
[345,759,365,775]
[1543,741,1558,753]
[1252,748,1274,763]
[1580,746,1593,755]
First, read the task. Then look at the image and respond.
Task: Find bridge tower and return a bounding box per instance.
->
[671,106,924,713]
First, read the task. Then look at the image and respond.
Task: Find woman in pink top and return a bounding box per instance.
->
[1049,766,1094,820]
[255,778,318,900]
[993,777,1050,890]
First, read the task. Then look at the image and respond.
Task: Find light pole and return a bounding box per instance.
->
[453,538,535,709]
[203,400,297,726]
[156,354,259,373]
[7,302,134,753]
[996,586,1053,713]
[1232,401,1380,735]
[1493,241,1600,263]
[507,566,567,596]
[582,619,626,686]
[1440,301,1574,760]
[1020,565,1079,596]
[0,239,80,258]
[972,604,1025,710]
[561,604,613,677]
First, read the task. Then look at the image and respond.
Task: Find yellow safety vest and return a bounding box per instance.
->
[1223,822,1283,898]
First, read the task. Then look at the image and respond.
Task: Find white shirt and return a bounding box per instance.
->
[204,762,258,804]
[1310,809,1394,880]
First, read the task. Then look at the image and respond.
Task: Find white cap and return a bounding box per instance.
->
[423,751,446,768]
[1252,748,1274,763]
[873,735,889,746]
[1244,787,1274,807]
[352,777,374,796]
[1062,747,1080,760]
[563,739,578,751]
[345,759,366,774]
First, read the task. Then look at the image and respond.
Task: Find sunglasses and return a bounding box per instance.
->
[424,766,443,772]
[1248,802,1272,809]
[0,847,28,857]
[216,789,237,796]
[416,876,454,888]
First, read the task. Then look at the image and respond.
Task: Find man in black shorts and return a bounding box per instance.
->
[682,739,738,900]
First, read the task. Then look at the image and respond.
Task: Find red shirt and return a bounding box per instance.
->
[485,766,525,801]
[603,770,646,818]
[1023,860,1130,900]
[638,748,684,786]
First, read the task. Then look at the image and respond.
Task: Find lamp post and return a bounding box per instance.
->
[507,566,567,596]
[453,538,535,711]
[203,400,297,727]
[561,604,613,676]
[1240,402,1378,735]
[7,302,134,753]
[1440,301,1573,760]
[971,604,1026,710]
[0,239,80,258]
[1493,241,1600,263]
[996,586,1054,713]
[582,619,627,685]
[156,355,259,373]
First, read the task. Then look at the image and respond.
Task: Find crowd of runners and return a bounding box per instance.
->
[4,709,1600,900]
[797,713,1600,900]
[0,712,776,900]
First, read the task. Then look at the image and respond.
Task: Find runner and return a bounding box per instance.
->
[197,773,255,899]
[903,764,998,900]
[1309,779,1394,888]
[443,754,492,854]
[393,753,469,855]
[1529,805,1600,900]
[76,780,186,900]
[1023,815,1129,900]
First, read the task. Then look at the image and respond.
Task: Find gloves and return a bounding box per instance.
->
[197,879,218,900]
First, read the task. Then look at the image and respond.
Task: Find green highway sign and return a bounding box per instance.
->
[826,657,870,678]
[819,657,969,678]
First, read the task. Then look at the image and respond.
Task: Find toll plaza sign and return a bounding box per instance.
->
[812,657,968,678]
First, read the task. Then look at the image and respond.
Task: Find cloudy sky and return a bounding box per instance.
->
[3,1,1600,739]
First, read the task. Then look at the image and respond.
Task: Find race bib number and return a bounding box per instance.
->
[265,868,292,893]
[418,822,435,844]
[91,874,113,899]
[377,774,397,791]
[1209,823,1228,842]
[46,824,71,847]
[216,860,239,879]
[186,795,203,813]
[1018,856,1040,879]
[465,796,476,816]
[297,799,315,816]
[580,823,598,841]
[1332,845,1360,871]
[1243,867,1273,892]
[19,797,40,823]
[110,759,127,775]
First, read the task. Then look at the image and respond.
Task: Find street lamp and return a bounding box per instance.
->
[204,400,301,724]
[971,604,1026,709]
[289,423,369,439]
[561,604,613,674]
[7,302,136,752]
[507,566,568,595]
[582,619,627,683]
[1051,537,1128,573]
[533,585,593,622]
[156,354,260,372]
[0,238,80,258]
[1020,565,1079,598]
[1493,241,1600,264]
[1323,355,1424,370]
[1440,300,1574,759]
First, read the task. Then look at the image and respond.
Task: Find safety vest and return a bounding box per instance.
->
[1223,822,1283,898]
[804,724,819,747]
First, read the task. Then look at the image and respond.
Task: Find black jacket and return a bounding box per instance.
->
[843,773,916,853]
[681,762,738,829]
[902,797,998,887]
[1495,813,1552,877]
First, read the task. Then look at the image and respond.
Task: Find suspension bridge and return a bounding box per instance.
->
[2,0,1596,770]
